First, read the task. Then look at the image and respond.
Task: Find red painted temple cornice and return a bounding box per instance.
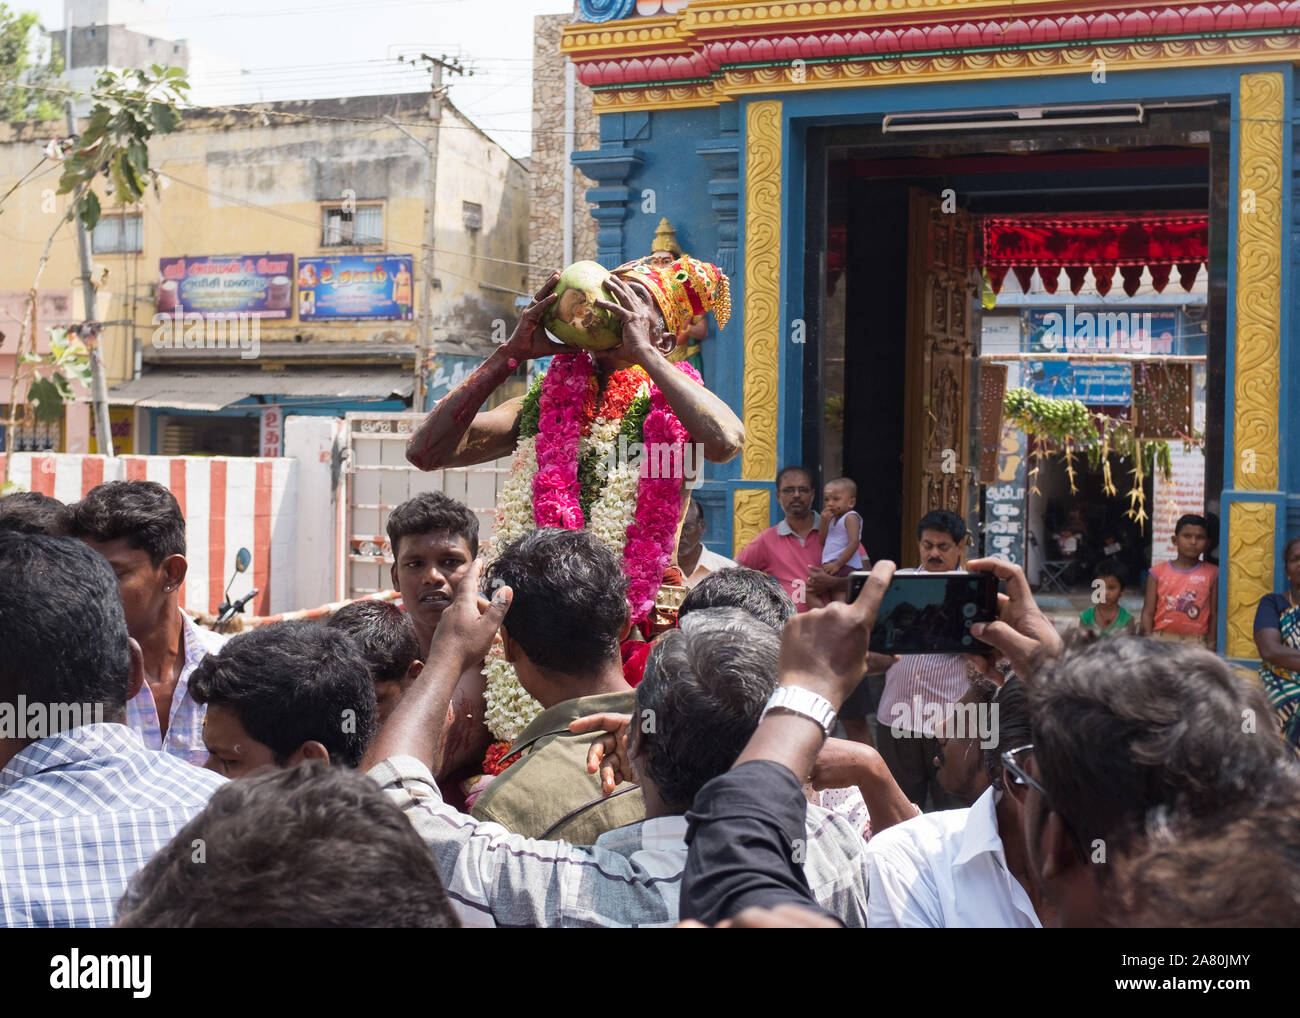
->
[563,1,1300,90]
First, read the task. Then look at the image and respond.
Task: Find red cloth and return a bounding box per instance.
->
[621,639,654,688]
[980,212,1208,296]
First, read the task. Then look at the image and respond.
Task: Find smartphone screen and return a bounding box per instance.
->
[848,570,998,655]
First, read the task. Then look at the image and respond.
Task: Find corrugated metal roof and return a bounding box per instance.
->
[108,369,414,411]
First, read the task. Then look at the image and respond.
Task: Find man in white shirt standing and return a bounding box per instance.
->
[72,481,226,766]
[677,497,738,588]
[864,677,1046,927]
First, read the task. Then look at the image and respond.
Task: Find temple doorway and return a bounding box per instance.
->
[804,104,1226,593]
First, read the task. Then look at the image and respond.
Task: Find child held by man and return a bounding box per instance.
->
[1141,513,1218,651]
[818,477,866,603]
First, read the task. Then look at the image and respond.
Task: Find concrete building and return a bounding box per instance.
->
[0,90,529,457]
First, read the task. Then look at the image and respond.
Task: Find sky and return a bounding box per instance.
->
[21,0,572,158]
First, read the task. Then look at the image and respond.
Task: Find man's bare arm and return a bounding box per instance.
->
[405,272,559,471]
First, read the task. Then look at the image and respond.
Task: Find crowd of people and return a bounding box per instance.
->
[0,474,1297,928]
[1,251,1297,930]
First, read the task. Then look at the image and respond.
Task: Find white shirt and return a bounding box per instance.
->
[863,787,1042,928]
[684,546,739,588]
[125,610,228,766]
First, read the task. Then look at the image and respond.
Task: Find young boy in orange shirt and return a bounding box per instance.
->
[1141,514,1218,651]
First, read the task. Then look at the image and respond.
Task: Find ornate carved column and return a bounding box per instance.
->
[572,147,645,267]
[1224,71,1284,659]
[732,99,783,556]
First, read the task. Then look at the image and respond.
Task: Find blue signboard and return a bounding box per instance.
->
[1023,361,1132,405]
[297,255,414,321]
[1025,308,1182,355]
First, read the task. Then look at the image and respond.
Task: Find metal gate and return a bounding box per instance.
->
[343,411,511,599]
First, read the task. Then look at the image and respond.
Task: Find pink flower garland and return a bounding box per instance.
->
[622,362,702,623]
[532,352,594,531]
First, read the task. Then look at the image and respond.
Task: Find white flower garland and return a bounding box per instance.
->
[481,384,648,745]
[483,434,544,743]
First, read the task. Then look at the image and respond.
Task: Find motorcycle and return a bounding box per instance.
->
[215,547,259,634]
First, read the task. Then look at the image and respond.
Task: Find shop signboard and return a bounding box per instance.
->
[985,419,1028,568]
[157,255,295,319]
[1023,361,1132,405]
[296,255,414,321]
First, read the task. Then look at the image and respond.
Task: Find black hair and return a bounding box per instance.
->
[982,677,1033,793]
[0,532,133,722]
[0,492,73,537]
[326,599,419,685]
[483,528,627,679]
[679,567,795,632]
[189,621,377,767]
[70,480,186,565]
[1282,535,1300,562]
[636,608,780,813]
[1174,513,1208,536]
[1093,561,1124,589]
[776,465,813,490]
[1029,636,1295,858]
[386,491,479,562]
[683,497,703,526]
[917,508,967,544]
[115,761,458,928]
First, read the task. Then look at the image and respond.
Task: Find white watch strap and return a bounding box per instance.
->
[761,686,837,738]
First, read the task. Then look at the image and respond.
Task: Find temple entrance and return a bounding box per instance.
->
[804,104,1227,585]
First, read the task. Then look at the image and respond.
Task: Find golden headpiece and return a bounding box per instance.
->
[614,255,731,338]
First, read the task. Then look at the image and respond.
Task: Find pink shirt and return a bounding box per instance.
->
[736,519,824,612]
[1150,560,1218,635]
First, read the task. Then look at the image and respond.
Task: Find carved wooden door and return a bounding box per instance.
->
[901,188,976,563]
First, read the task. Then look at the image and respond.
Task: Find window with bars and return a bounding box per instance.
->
[91,213,143,254]
[321,203,383,247]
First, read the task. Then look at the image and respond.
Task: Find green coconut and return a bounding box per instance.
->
[543,260,624,351]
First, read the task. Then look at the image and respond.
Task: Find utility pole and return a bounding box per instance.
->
[400,53,467,412]
[65,99,116,458]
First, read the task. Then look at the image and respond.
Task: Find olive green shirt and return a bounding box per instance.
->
[470,690,645,845]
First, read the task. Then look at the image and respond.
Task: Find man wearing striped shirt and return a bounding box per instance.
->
[876,509,974,812]
[0,534,224,928]
[71,481,227,766]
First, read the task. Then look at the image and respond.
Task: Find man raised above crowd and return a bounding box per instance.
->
[403,259,743,753]
[70,480,226,765]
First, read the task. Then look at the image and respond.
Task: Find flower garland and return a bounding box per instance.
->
[532,353,596,530]
[481,355,699,748]
[622,375,694,622]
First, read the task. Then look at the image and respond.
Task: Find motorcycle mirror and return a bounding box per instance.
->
[235,547,251,574]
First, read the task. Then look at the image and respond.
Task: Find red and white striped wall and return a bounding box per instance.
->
[2,453,296,617]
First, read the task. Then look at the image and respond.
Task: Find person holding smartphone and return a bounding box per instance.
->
[874,509,974,812]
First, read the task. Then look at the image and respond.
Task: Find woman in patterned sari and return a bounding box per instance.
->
[1254,536,1300,748]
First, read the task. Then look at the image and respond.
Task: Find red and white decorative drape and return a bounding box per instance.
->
[979,212,1209,297]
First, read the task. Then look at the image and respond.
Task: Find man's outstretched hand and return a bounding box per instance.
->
[569,712,635,796]
[426,559,513,673]
[778,559,896,710]
[966,557,1063,683]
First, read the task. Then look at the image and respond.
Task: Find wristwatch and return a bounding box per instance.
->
[760,686,837,739]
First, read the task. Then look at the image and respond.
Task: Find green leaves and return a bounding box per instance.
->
[53,65,189,231]
[19,328,93,423]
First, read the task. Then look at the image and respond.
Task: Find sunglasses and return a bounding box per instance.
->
[1002,743,1088,861]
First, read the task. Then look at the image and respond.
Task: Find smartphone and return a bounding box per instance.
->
[847,570,999,655]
